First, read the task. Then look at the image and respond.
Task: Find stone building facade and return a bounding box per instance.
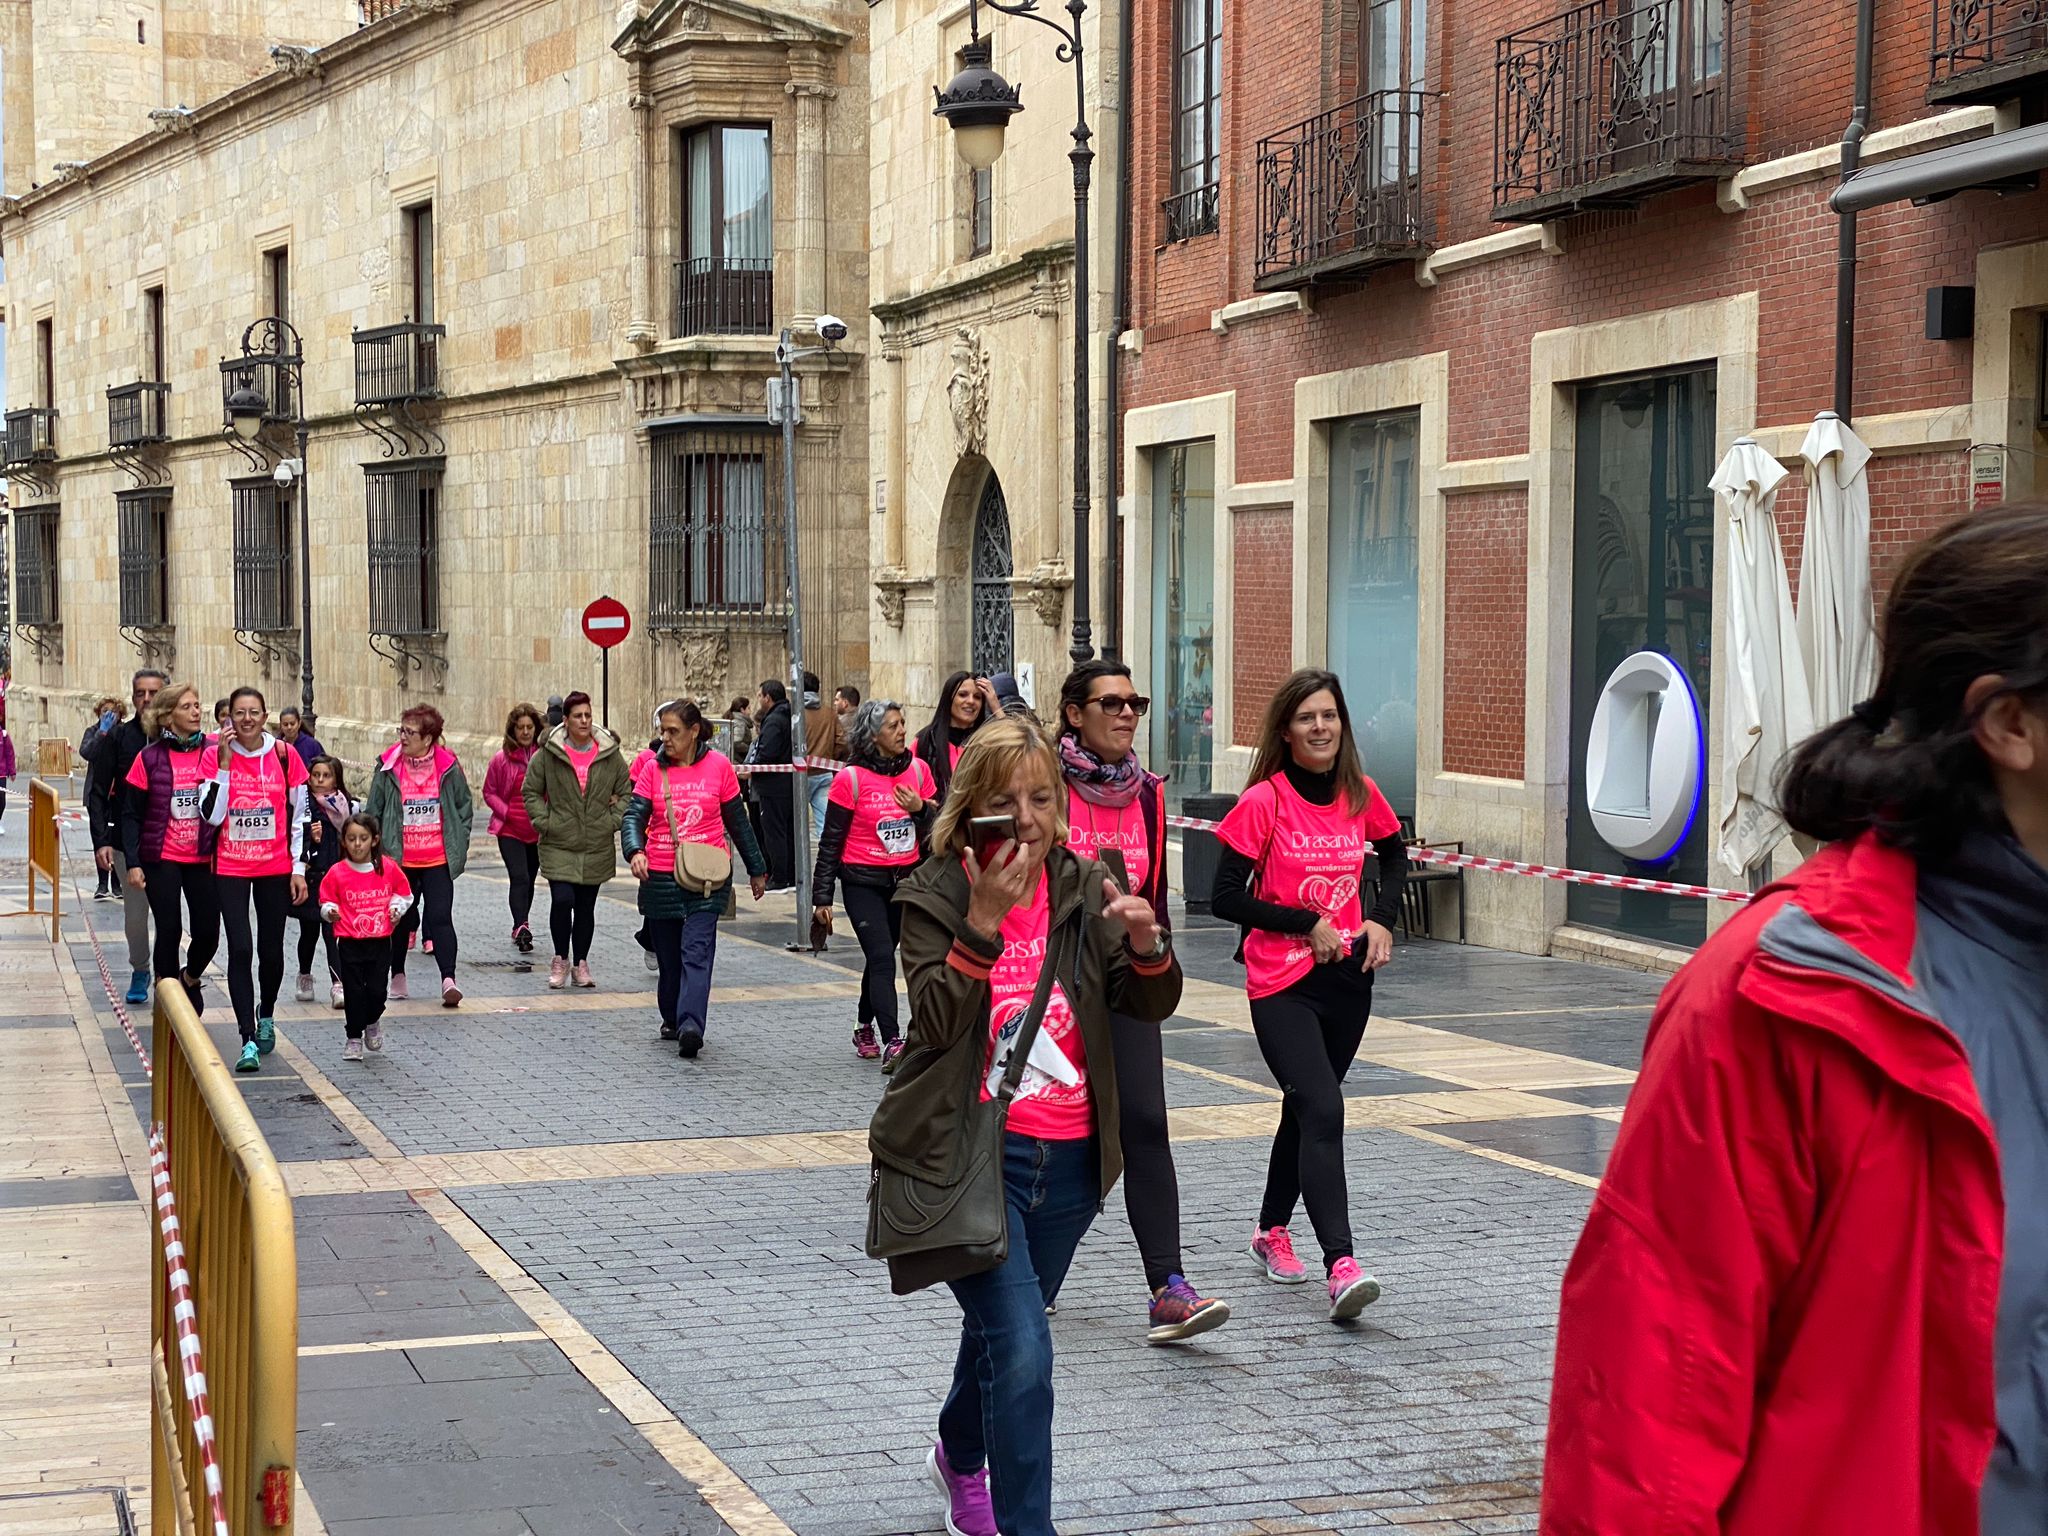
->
[865,0,1121,721]
[1118,0,2048,958]
[0,0,869,771]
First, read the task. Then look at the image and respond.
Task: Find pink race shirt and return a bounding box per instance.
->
[565,738,599,790]
[1216,773,1401,1000]
[831,759,937,867]
[317,859,414,940]
[207,744,308,879]
[395,753,446,867]
[1066,790,1151,896]
[980,868,1092,1141]
[126,746,210,864]
[633,750,739,873]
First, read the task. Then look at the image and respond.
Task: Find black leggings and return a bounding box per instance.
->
[218,874,293,1042]
[842,878,903,1042]
[500,836,540,929]
[333,937,391,1040]
[549,880,601,963]
[1111,1011,1186,1291]
[296,905,339,977]
[1249,967,1373,1269]
[391,864,457,980]
[142,860,220,989]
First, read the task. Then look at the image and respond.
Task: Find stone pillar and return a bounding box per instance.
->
[785,72,835,330]
[883,338,907,570]
[1035,266,1064,564]
[625,87,659,347]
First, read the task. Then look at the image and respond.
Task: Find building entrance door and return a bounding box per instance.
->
[1328,410,1420,818]
[971,471,1015,677]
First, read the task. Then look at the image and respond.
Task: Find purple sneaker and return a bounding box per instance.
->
[926,1442,996,1536]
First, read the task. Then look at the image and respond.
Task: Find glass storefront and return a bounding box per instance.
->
[1327,411,1420,818]
[1149,441,1215,811]
[1567,368,1717,947]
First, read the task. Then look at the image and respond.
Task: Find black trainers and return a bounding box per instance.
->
[659,1020,678,1041]
[677,1027,703,1059]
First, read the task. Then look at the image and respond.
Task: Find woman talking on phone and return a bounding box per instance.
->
[812,698,937,1066]
[871,717,1182,1536]
[1214,668,1407,1322]
[1056,659,1228,1344]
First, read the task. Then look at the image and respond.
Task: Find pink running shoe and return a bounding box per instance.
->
[926,1443,996,1536]
[441,977,463,1007]
[853,1023,881,1060]
[388,972,409,1001]
[548,957,569,989]
[1250,1226,1310,1285]
[572,961,595,989]
[1327,1255,1381,1321]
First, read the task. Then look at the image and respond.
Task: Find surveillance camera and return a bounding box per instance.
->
[273,459,297,487]
[815,314,849,345]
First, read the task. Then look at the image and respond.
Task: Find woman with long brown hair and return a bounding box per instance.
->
[483,702,545,954]
[120,682,222,1018]
[1544,505,2048,1532]
[1212,667,1408,1322]
[363,703,475,1006]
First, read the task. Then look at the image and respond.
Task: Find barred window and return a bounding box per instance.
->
[232,476,295,632]
[366,458,443,636]
[1168,0,1223,239]
[13,505,60,626]
[650,423,786,625]
[0,518,10,635]
[117,490,171,630]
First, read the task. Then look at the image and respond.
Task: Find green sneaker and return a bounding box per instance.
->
[235,1042,260,1073]
[255,1018,276,1056]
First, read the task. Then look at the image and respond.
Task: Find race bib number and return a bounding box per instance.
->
[876,817,916,857]
[228,806,276,844]
[171,787,202,822]
[403,797,441,832]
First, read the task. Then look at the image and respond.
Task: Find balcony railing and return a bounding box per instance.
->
[108,382,171,449]
[1493,0,1740,222]
[1931,0,2048,101]
[3,408,57,468]
[354,321,445,406]
[219,357,296,431]
[1162,182,1220,243]
[1256,91,1434,291]
[673,256,773,337]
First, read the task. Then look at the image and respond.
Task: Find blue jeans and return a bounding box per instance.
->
[646,911,719,1037]
[808,772,831,842]
[940,1134,1100,1536]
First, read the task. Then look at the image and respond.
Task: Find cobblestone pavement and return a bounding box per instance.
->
[58,825,1669,1535]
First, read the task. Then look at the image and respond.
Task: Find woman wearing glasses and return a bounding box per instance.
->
[363,705,475,1006]
[1057,660,1230,1344]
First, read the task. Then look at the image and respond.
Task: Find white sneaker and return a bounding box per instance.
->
[295,973,315,1003]
[342,1038,364,1062]
[364,1022,384,1053]
[643,946,658,973]
[330,981,345,1011]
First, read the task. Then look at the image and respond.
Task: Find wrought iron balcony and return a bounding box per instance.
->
[219,356,295,430]
[353,321,445,406]
[1493,0,1741,222]
[1162,183,1220,243]
[3,408,57,468]
[673,256,773,337]
[108,382,171,449]
[1256,91,1434,291]
[1931,0,2048,102]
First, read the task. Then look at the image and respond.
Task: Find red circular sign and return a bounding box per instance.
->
[581,595,632,650]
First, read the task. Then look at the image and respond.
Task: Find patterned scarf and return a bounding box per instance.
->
[1058,734,1148,809]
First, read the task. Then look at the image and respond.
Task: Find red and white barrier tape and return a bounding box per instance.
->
[149,1126,233,1536]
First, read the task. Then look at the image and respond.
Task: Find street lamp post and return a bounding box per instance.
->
[935,0,1095,667]
[224,318,316,732]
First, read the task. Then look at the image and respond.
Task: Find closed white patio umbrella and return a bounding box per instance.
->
[1797,411,1879,729]
[1713,436,1814,877]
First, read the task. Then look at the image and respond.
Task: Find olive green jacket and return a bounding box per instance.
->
[521,725,630,885]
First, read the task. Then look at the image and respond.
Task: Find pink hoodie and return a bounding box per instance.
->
[483,745,538,842]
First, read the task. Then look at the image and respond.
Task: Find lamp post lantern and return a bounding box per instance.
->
[222,318,316,731]
[935,0,1096,667]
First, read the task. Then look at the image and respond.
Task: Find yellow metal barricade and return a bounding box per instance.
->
[26,778,61,942]
[150,980,299,1535]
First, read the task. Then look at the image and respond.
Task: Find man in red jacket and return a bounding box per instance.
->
[1542,505,2048,1534]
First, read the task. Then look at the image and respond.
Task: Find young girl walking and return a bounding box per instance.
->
[317,814,416,1063]
[294,756,354,1008]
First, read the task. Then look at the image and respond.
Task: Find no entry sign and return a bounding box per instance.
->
[581,595,631,649]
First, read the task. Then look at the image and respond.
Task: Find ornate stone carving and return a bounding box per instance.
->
[784,81,839,100]
[0,196,21,219]
[673,630,730,682]
[1023,561,1072,630]
[269,44,324,81]
[407,0,458,14]
[679,3,710,31]
[873,567,916,630]
[946,329,990,458]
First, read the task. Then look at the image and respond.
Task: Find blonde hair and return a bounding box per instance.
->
[930,716,1068,856]
[146,683,202,742]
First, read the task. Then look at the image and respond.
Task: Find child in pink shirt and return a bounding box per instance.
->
[316,814,415,1061]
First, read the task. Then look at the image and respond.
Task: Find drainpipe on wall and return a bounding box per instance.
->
[1101,0,1135,662]
[1834,0,1876,421]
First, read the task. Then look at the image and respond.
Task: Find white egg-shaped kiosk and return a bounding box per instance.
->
[1584,650,1705,865]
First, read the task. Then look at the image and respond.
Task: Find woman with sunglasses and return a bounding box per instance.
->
[913,670,1004,807]
[1057,660,1229,1345]
[363,704,475,1006]
[1214,668,1408,1322]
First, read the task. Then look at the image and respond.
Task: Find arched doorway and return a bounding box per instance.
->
[971,470,1015,675]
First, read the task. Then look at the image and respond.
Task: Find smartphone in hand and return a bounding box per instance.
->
[968,815,1018,871]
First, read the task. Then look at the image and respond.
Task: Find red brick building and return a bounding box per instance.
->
[1113,0,2048,957]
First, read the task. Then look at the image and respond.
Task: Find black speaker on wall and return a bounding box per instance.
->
[1926,285,1975,341]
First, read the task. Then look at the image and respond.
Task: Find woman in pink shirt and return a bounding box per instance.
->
[912,670,1003,808]
[363,704,475,1006]
[120,682,222,1018]
[1213,668,1409,1322]
[201,686,311,1073]
[483,702,544,954]
[317,813,415,1062]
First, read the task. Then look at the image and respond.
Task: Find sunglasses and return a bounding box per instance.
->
[1089,694,1151,718]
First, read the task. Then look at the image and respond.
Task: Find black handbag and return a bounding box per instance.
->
[865,905,1080,1290]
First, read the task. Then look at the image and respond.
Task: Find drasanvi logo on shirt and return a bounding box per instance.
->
[1000,933,1048,964]
[1281,827,1363,854]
